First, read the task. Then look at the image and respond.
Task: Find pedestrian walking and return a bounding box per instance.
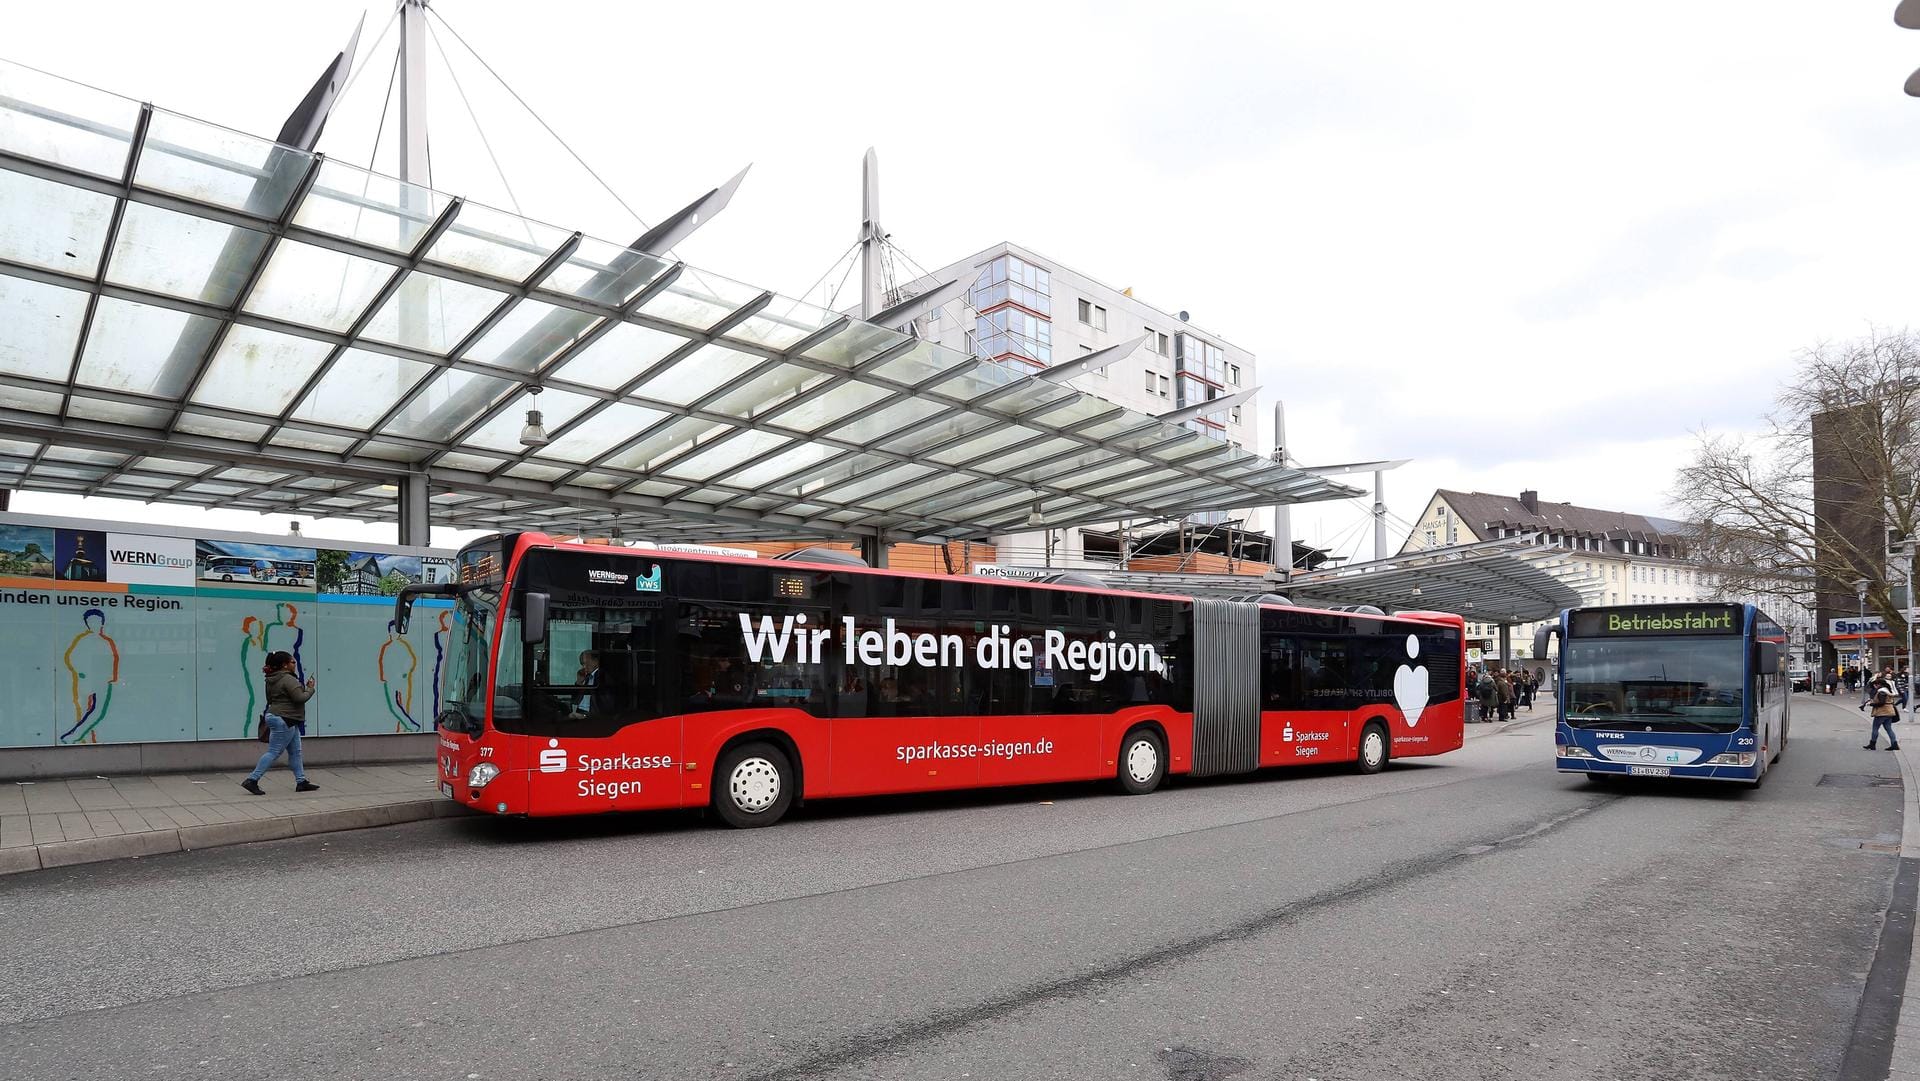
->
[1476,669,1496,722]
[242,650,319,795]
[1866,683,1902,751]
[1874,667,1900,714]
[1520,670,1536,710]
[1827,667,1839,695]
[1495,671,1514,722]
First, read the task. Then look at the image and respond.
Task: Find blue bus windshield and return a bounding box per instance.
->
[1562,637,1745,732]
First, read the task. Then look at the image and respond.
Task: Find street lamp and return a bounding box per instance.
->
[1856,577,1872,706]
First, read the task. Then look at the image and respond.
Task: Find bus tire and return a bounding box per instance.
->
[1355,721,1389,775]
[712,741,794,828]
[1115,727,1166,795]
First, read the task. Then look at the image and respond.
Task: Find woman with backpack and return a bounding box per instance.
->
[1867,681,1901,751]
[1476,669,1496,722]
[242,650,321,795]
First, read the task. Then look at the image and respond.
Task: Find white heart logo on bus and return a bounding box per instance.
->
[1393,634,1428,728]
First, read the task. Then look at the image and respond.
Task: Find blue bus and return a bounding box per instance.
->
[1538,603,1789,788]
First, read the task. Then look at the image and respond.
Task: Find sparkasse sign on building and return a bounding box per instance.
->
[1829,615,1892,640]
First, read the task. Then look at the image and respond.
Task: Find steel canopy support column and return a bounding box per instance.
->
[398,473,430,547]
[1272,401,1290,582]
[859,148,882,319]
[1498,624,1512,669]
[1374,468,1388,562]
[860,532,889,569]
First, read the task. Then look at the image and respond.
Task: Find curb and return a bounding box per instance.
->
[2,798,473,877]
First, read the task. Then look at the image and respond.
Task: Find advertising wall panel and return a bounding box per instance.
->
[0,513,455,748]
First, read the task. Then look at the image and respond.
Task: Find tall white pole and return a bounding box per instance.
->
[1271,401,1290,582]
[397,3,430,350]
[860,148,882,319]
[1373,468,1388,562]
[399,1,429,188]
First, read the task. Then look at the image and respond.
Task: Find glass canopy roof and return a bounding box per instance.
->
[0,58,1360,541]
[1284,535,1603,623]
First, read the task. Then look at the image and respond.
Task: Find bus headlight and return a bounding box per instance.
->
[467,762,502,789]
[1707,752,1756,767]
[1557,744,1596,759]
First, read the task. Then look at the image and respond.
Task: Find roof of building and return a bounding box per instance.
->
[1435,490,1679,542]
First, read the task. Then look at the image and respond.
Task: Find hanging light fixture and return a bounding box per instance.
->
[1026,494,1044,528]
[519,386,551,448]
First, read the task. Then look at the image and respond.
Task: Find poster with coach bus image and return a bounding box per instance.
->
[195,540,318,590]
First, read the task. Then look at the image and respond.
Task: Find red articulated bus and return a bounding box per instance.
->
[397,532,1466,827]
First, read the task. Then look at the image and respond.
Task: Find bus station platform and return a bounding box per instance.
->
[0,762,460,876]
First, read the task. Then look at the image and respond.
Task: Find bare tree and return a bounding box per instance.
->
[1673,327,1920,647]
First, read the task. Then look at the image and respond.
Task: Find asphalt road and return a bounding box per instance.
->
[0,695,1906,1081]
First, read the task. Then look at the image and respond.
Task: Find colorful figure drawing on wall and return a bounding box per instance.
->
[431,610,451,721]
[239,614,265,734]
[380,619,419,732]
[61,608,119,743]
[239,603,307,735]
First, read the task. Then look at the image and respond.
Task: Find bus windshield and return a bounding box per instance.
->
[437,537,506,737]
[1562,637,1745,732]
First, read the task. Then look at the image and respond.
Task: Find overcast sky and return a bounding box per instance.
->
[9,1,1920,561]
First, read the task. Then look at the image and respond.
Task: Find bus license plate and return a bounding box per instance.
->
[440,781,454,798]
[1627,765,1670,777]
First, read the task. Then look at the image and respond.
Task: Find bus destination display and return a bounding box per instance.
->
[1569,606,1739,636]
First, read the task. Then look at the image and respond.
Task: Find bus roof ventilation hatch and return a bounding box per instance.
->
[1327,603,1386,616]
[771,547,869,568]
[1033,571,1108,589]
[1225,592,1292,605]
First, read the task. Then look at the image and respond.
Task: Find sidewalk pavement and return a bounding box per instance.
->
[1463,691,1557,738]
[0,761,464,876]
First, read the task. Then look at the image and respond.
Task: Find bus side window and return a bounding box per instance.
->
[1297,636,1351,710]
[961,582,1023,716]
[678,600,750,711]
[1261,632,1298,710]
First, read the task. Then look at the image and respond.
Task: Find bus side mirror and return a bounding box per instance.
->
[394,593,414,635]
[1533,625,1555,662]
[522,591,550,644]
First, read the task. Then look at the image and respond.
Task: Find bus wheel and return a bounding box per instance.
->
[713,741,794,828]
[1115,728,1166,795]
[1355,722,1389,775]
